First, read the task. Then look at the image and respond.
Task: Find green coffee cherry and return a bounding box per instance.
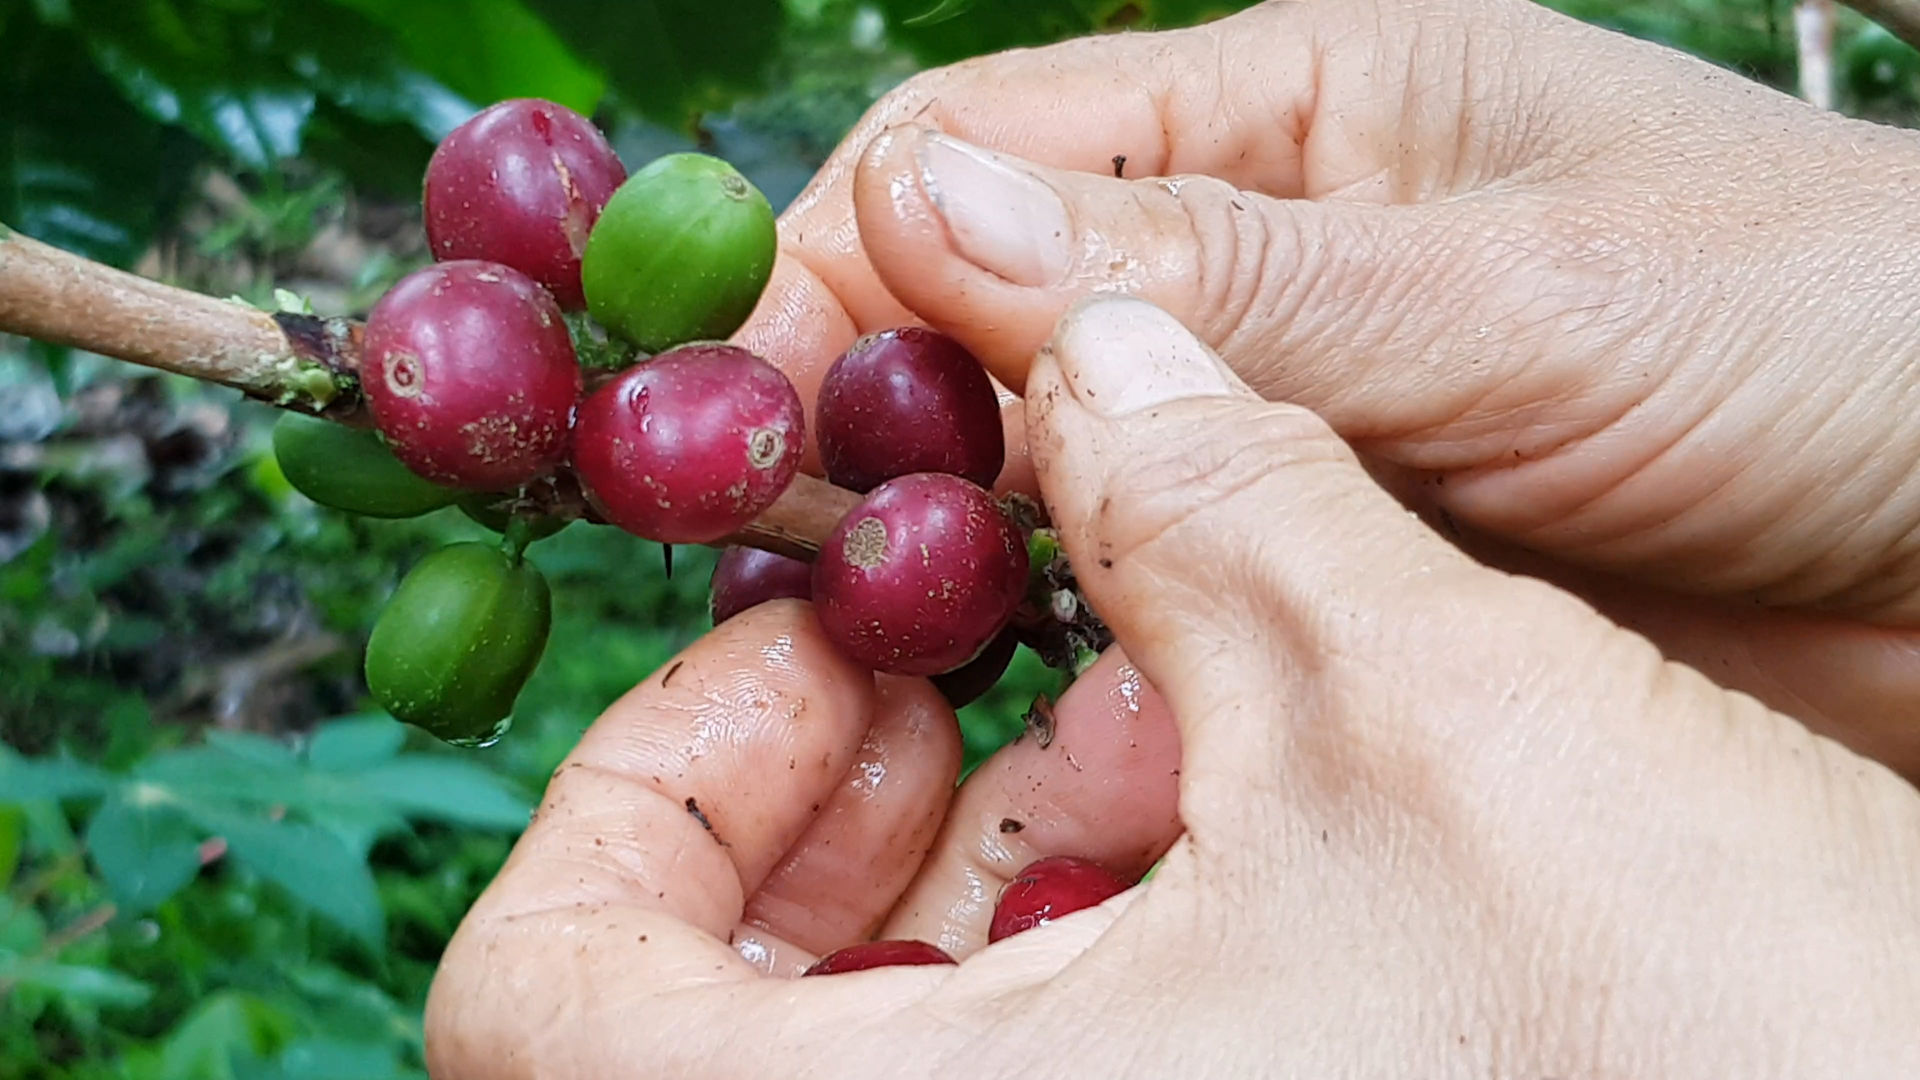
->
[365,543,551,747]
[581,152,777,353]
[272,412,458,519]
[455,491,569,543]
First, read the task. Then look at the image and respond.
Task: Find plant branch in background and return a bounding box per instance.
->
[0,221,857,558]
[0,226,365,420]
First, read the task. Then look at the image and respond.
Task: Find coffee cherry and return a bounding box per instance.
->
[801,940,957,976]
[929,628,1018,710]
[570,343,805,544]
[424,99,627,309]
[709,545,813,625]
[988,856,1135,944]
[812,473,1028,677]
[365,542,552,747]
[581,153,777,352]
[271,412,457,519]
[816,328,1005,493]
[363,261,582,491]
[455,491,569,543]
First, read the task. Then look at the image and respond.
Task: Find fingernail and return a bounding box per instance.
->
[1052,297,1241,417]
[920,133,1072,288]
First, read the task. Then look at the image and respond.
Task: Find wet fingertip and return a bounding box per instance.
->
[854,120,936,183]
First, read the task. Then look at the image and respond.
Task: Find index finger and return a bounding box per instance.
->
[423,603,955,1075]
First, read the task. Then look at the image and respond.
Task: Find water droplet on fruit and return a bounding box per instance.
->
[1113,664,1143,713]
[441,714,512,750]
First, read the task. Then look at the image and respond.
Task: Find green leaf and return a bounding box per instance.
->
[0,954,154,1007]
[138,746,302,807]
[305,716,407,772]
[284,18,478,141]
[50,0,485,175]
[320,0,605,117]
[68,0,317,171]
[154,991,297,1080]
[0,15,199,265]
[134,738,412,857]
[185,806,385,947]
[284,965,421,1047]
[0,746,114,803]
[245,1037,418,1080]
[84,785,205,913]
[876,0,1105,63]
[203,730,299,770]
[358,757,531,831]
[0,805,22,885]
[299,103,440,196]
[876,0,1255,65]
[0,895,48,955]
[522,0,784,129]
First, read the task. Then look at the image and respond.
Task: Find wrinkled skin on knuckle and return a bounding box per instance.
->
[1086,402,1350,584]
[1162,175,1292,359]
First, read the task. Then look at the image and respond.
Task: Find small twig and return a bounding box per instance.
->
[0,226,365,421]
[12,852,86,908]
[41,903,117,955]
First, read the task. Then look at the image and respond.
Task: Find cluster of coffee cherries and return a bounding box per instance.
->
[271,97,1055,747]
[802,856,1138,975]
[269,96,1147,971]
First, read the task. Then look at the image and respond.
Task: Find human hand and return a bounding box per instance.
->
[726,0,1920,776]
[425,298,1920,1078]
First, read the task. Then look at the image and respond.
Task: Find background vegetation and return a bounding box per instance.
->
[3,1,1916,1076]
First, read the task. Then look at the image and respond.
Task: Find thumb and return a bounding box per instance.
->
[853,125,1549,441]
[1022,297,1646,817]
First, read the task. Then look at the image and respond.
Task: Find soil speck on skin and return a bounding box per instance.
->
[685,797,725,846]
[1024,694,1056,749]
[843,516,889,569]
[999,818,1025,834]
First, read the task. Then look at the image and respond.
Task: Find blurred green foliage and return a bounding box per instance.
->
[4,0,1919,1076]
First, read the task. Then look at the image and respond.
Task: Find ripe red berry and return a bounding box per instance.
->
[812,473,1028,677]
[801,940,957,976]
[709,545,813,625]
[571,343,805,544]
[362,261,581,491]
[423,98,627,310]
[929,628,1018,709]
[988,856,1135,944]
[815,328,1005,493]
